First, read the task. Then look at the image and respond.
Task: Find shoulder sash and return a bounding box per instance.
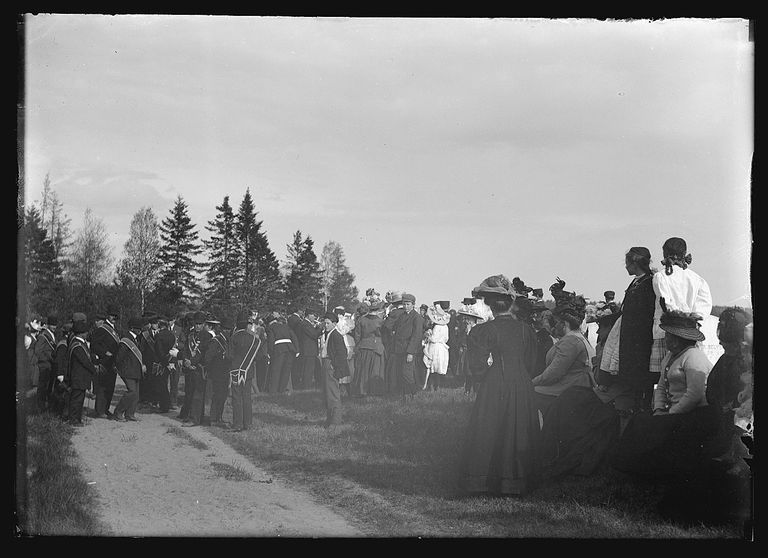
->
[119,336,144,367]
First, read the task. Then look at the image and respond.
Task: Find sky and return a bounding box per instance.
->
[21,16,753,309]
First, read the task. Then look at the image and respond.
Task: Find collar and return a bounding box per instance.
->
[105,319,115,329]
[73,336,86,344]
[129,331,138,340]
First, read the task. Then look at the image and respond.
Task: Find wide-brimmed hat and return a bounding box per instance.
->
[427,305,451,326]
[462,297,476,305]
[659,310,705,342]
[433,300,450,311]
[457,302,484,320]
[472,274,516,298]
[386,290,403,303]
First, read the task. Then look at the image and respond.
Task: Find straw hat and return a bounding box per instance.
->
[659,310,705,342]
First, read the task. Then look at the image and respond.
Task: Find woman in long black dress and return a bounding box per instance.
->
[457,274,541,496]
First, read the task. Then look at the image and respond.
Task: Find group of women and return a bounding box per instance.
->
[456,237,753,526]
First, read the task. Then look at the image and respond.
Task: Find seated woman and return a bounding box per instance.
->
[530,278,595,420]
[609,309,714,478]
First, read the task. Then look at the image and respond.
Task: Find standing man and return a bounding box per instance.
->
[91,304,121,418]
[138,313,159,408]
[266,312,298,394]
[182,311,213,427]
[66,314,99,426]
[111,317,146,422]
[228,313,261,432]
[34,315,58,412]
[152,315,177,414]
[168,313,185,410]
[51,319,72,419]
[178,311,204,421]
[206,316,231,427]
[251,314,269,393]
[382,291,405,394]
[390,293,424,402]
[319,311,348,427]
[293,308,323,390]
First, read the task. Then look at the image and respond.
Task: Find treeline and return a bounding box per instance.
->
[20,174,359,322]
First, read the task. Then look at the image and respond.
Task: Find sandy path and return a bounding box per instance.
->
[71,402,360,538]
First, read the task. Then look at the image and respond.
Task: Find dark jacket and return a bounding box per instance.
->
[390,310,424,355]
[618,273,656,388]
[204,332,230,375]
[322,328,349,379]
[115,331,144,380]
[154,328,177,368]
[296,318,323,356]
[34,327,56,375]
[67,336,98,390]
[229,328,261,373]
[267,321,298,356]
[91,321,121,369]
[353,314,385,355]
[139,329,158,368]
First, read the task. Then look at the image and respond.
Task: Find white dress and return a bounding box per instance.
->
[423,323,450,376]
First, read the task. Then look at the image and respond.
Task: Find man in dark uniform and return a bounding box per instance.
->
[137,314,159,409]
[388,293,424,402]
[179,311,204,421]
[51,319,72,419]
[111,317,146,422]
[34,314,58,412]
[183,313,214,427]
[228,312,261,432]
[266,312,298,394]
[206,316,232,427]
[67,314,99,426]
[153,315,177,414]
[91,304,121,418]
[294,308,323,390]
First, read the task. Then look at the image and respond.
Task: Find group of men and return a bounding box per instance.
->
[23,306,266,432]
[22,291,473,431]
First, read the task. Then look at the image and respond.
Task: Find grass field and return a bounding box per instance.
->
[216,378,752,539]
[18,377,753,539]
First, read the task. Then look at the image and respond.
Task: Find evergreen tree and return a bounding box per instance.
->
[22,206,64,317]
[320,240,359,312]
[235,188,283,312]
[284,230,323,311]
[203,195,242,310]
[158,195,203,302]
[115,207,161,314]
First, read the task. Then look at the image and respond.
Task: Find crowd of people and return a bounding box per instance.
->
[21,236,753,525]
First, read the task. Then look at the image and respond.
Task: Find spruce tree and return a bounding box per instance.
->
[159,195,203,301]
[22,206,64,317]
[284,230,323,311]
[235,188,283,311]
[203,195,242,310]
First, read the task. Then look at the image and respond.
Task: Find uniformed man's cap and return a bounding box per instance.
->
[72,312,88,323]
[402,293,416,303]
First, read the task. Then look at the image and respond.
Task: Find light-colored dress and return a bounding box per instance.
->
[423,323,450,376]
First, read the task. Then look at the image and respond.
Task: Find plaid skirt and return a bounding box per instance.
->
[649,338,667,373]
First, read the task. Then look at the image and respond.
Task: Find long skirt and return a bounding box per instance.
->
[609,405,719,477]
[599,316,621,375]
[458,372,541,496]
[352,349,385,396]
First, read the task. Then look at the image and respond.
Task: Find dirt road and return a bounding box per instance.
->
[70,404,361,538]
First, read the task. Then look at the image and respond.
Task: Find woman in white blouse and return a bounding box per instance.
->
[649,237,712,387]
